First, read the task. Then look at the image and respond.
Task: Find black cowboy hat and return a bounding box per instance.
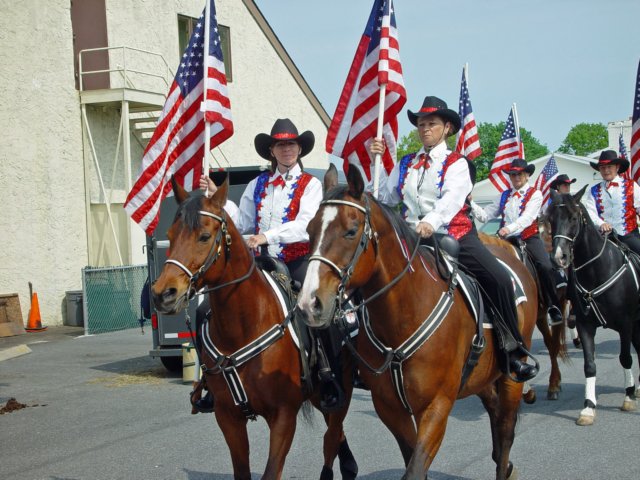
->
[504,158,535,175]
[549,174,577,190]
[589,149,629,173]
[254,118,315,160]
[407,96,461,135]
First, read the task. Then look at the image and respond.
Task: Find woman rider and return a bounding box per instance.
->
[370,96,538,382]
[196,118,343,412]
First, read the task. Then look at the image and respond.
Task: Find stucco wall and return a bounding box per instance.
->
[104,0,330,265]
[0,1,86,326]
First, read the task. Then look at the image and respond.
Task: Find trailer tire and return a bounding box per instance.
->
[160,355,183,373]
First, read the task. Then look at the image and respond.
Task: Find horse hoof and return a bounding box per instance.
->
[547,390,559,401]
[522,389,537,404]
[507,462,519,480]
[576,415,594,426]
[621,398,637,412]
[319,465,333,480]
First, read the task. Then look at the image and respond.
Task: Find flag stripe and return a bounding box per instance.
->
[326,0,406,182]
[455,67,482,161]
[124,2,233,234]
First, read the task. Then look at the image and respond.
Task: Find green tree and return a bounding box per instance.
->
[558,123,608,156]
[397,122,549,182]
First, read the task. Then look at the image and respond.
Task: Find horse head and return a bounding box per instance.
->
[547,185,587,268]
[151,177,231,315]
[297,165,378,328]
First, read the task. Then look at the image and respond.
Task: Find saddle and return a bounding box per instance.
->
[255,256,357,401]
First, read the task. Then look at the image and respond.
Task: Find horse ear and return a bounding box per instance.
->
[171,176,190,204]
[207,175,229,210]
[346,164,365,199]
[573,184,588,203]
[323,164,339,193]
[550,189,561,204]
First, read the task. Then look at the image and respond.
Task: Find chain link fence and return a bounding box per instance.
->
[82,265,148,335]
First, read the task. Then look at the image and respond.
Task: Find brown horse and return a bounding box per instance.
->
[483,219,569,403]
[298,167,538,480]
[151,179,357,480]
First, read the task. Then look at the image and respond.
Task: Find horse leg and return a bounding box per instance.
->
[215,411,251,480]
[536,310,563,400]
[479,380,522,480]
[404,396,454,480]
[632,321,640,400]
[619,327,637,412]
[262,407,298,480]
[319,395,357,480]
[373,396,416,468]
[576,321,598,426]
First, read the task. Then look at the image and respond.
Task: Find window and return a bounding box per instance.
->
[178,14,232,82]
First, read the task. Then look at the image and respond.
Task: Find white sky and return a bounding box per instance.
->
[253,0,639,151]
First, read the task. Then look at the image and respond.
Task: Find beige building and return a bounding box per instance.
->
[0,0,330,326]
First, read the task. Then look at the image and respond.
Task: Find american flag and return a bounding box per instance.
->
[619,131,629,159]
[533,154,559,206]
[489,108,521,192]
[325,0,406,182]
[630,59,640,183]
[455,67,482,160]
[124,0,233,234]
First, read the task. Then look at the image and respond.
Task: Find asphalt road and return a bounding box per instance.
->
[1,325,639,480]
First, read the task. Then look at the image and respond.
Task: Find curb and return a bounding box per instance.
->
[0,344,32,362]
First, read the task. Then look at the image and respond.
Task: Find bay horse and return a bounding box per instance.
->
[151,179,357,480]
[298,166,538,480]
[547,187,640,425]
[505,219,569,403]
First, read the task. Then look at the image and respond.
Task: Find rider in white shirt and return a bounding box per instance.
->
[583,150,640,255]
[475,158,564,326]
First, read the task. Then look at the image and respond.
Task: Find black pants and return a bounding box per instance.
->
[523,235,561,308]
[619,230,640,256]
[458,232,524,350]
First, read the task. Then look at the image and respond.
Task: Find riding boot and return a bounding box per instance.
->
[490,306,539,383]
[316,332,345,413]
[190,380,215,414]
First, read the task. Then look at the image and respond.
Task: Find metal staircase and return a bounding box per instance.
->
[78,46,172,266]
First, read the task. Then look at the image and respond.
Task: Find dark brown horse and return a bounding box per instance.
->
[297,167,538,480]
[151,179,356,480]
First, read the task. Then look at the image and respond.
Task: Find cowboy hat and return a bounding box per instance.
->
[254,118,315,160]
[504,158,535,175]
[549,174,577,190]
[589,149,629,173]
[407,96,461,135]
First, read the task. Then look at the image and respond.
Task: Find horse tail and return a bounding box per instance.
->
[299,399,315,426]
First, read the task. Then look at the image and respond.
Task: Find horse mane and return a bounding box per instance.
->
[174,195,205,231]
[324,187,421,255]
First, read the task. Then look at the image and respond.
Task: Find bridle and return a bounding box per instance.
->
[551,203,608,271]
[308,195,421,329]
[164,209,255,305]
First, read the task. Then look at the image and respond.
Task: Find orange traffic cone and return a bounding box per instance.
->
[26,292,47,332]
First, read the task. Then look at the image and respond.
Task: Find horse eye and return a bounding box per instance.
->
[198,232,212,243]
[344,227,358,239]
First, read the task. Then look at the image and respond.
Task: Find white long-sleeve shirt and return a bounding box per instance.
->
[379,141,472,233]
[583,175,640,235]
[476,183,542,237]
[235,163,322,258]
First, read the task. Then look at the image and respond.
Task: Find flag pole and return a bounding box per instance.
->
[456,63,469,148]
[512,102,524,159]
[372,84,387,199]
[201,0,212,195]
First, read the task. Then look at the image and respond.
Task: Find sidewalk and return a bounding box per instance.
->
[0,326,85,361]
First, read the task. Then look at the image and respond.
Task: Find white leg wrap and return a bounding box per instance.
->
[571,327,579,340]
[522,382,531,394]
[624,368,634,389]
[585,376,596,406]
